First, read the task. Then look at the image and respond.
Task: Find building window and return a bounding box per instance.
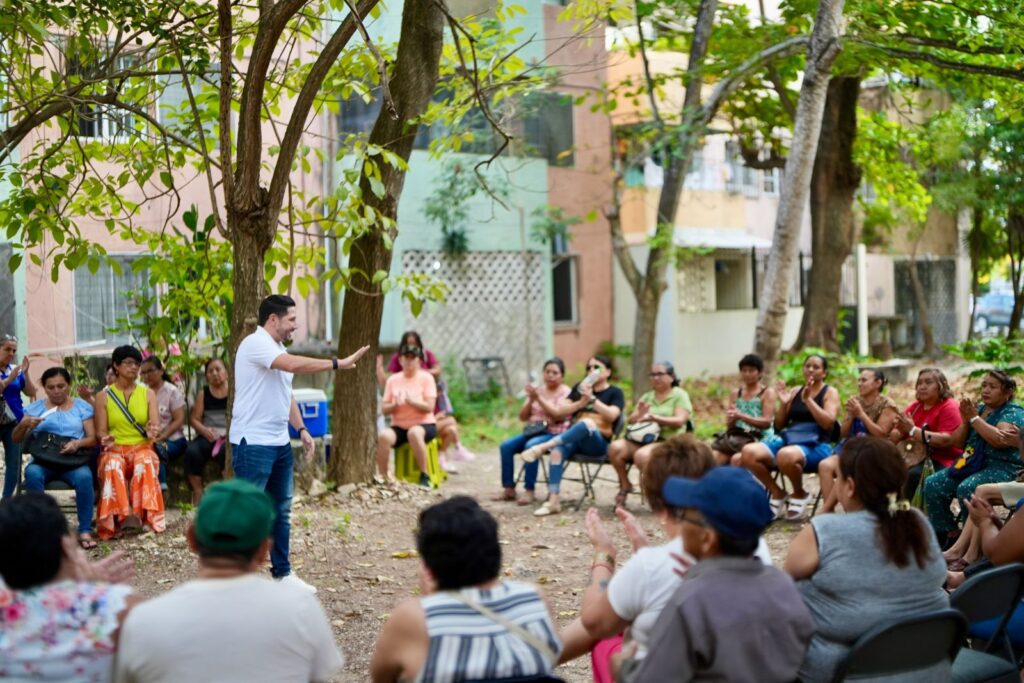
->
[762,167,780,195]
[74,255,152,345]
[524,92,575,167]
[158,66,221,143]
[67,53,142,140]
[551,234,578,325]
[714,257,752,310]
[725,141,760,196]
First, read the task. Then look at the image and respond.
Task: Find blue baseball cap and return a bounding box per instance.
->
[662,467,773,539]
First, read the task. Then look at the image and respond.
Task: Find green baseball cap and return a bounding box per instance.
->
[194,479,276,552]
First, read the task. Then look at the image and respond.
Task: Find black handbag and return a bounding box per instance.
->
[711,427,762,455]
[523,421,548,438]
[25,431,89,470]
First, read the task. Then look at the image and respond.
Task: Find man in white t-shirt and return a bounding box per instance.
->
[114,479,345,683]
[231,294,368,592]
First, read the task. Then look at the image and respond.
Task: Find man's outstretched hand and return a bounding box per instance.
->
[339,345,371,369]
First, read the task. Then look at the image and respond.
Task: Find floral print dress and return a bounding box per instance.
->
[0,580,133,681]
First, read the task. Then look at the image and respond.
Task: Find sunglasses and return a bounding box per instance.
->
[0,334,16,342]
[586,364,604,372]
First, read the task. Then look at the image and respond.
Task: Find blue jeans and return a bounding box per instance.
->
[23,462,95,534]
[499,432,557,489]
[547,422,610,494]
[1,422,22,499]
[231,439,294,578]
[157,438,188,485]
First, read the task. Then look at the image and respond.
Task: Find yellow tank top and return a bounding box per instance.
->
[107,385,150,446]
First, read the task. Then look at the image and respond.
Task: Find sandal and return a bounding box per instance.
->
[516,492,536,506]
[769,496,788,520]
[491,489,517,502]
[946,557,968,573]
[614,488,632,509]
[78,534,97,550]
[533,501,561,517]
[785,495,812,521]
[520,444,548,464]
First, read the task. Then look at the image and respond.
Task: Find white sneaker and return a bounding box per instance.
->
[275,573,317,594]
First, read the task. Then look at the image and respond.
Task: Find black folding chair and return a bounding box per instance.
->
[831,608,966,682]
[514,457,548,488]
[950,563,1024,681]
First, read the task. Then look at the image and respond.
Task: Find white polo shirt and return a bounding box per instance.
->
[230,326,292,446]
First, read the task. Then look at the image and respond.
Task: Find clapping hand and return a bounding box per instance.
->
[959,397,979,423]
[615,507,649,551]
[585,507,616,558]
[845,397,863,418]
[635,400,650,421]
[775,379,793,404]
[579,382,595,402]
[894,412,914,435]
[524,383,539,401]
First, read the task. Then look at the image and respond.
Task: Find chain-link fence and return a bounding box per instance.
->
[894,257,960,352]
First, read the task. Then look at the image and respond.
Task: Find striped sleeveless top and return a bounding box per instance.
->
[414,581,561,683]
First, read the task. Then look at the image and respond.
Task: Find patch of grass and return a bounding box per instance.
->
[175,501,194,514]
[335,512,352,537]
[299,514,312,529]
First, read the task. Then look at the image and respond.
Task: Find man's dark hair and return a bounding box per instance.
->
[416,496,501,590]
[112,345,143,366]
[41,366,72,385]
[0,493,69,589]
[716,532,761,558]
[739,354,764,372]
[194,542,263,567]
[258,295,296,326]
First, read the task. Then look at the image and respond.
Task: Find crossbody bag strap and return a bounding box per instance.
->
[446,591,558,663]
[107,388,149,440]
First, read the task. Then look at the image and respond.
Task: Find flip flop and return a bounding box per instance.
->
[785,495,812,521]
[78,534,97,550]
[769,496,789,520]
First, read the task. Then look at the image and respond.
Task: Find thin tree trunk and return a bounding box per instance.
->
[1007,210,1024,339]
[755,0,846,363]
[795,76,862,351]
[967,206,983,339]
[330,0,445,484]
[907,237,936,356]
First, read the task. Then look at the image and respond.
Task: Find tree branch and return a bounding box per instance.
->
[699,35,811,125]
[265,0,382,224]
[633,4,661,126]
[343,0,397,121]
[218,0,235,228]
[850,39,1024,81]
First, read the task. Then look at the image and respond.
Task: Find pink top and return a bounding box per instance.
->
[384,370,438,429]
[528,385,573,435]
[904,398,963,468]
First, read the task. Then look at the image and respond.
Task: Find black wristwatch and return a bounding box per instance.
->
[332,357,339,370]
[298,426,310,436]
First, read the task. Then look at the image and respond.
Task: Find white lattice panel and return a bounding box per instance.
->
[677,257,715,312]
[401,250,547,387]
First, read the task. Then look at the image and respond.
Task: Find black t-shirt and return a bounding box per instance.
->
[569,383,626,434]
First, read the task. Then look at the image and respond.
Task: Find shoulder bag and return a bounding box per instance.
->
[0,370,17,426]
[897,406,930,468]
[446,591,558,665]
[625,421,661,445]
[107,388,166,459]
[523,421,548,438]
[948,404,1009,482]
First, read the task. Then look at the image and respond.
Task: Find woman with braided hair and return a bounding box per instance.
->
[784,437,947,682]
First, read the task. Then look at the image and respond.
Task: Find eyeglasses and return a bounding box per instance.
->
[649,372,668,377]
[586,365,604,372]
[140,367,158,374]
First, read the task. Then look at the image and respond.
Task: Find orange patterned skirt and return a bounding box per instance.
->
[96,444,166,540]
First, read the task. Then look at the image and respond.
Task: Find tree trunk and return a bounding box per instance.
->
[967,206,983,339]
[795,76,862,351]
[755,0,846,363]
[330,0,445,485]
[906,247,936,357]
[1007,210,1024,339]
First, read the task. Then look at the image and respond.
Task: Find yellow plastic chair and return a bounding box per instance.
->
[394,438,445,488]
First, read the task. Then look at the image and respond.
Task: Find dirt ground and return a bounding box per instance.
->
[104,450,813,682]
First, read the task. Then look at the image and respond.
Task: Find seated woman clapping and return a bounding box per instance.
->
[816,368,898,513]
[376,345,438,489]
[923,369,1024,547]
[519,355,625,517]
[608,362,692,509]
[493,357,572,505]
[14,367,98,549]
[785,438,948,682]
[739,353,839,521]
[94,345,165,540]
[557,436,714,678]
[711,353,776,466]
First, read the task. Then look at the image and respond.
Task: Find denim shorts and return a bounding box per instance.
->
[763,434,833,471]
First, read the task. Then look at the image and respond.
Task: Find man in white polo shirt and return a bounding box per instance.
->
[231,294,368,593]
